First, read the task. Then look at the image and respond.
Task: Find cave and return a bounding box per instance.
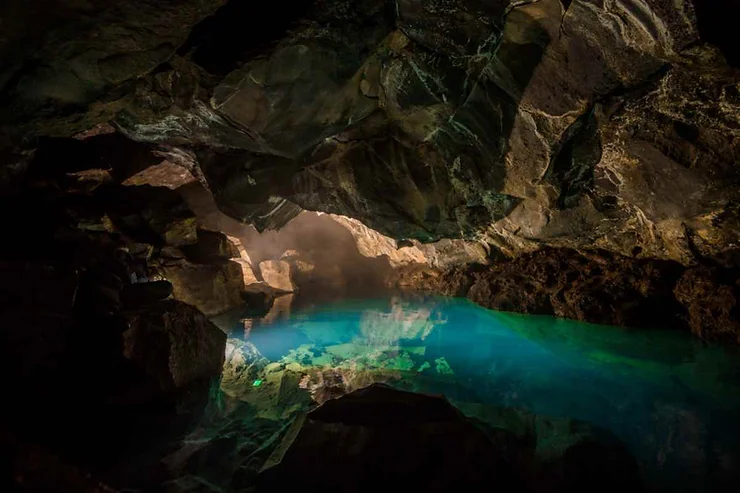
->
[1,1,740,492]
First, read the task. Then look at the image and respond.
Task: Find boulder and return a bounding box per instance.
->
[258,384,642,493]
[122,300,226,393]
[181,228,243,263]
[258,385,524,492]
[674,267,740,343]
[121,280,174,309]
[258,260,296,293]
[161,256,257,316]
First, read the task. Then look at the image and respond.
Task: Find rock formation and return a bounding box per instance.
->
[0,1,739,487]
[1,0,737,343]
[259,384,641,493]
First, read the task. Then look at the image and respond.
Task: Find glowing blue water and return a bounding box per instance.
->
[233,295,740,491]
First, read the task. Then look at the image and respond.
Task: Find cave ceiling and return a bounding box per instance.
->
[1,0,739,266]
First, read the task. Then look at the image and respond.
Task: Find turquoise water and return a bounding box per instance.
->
[223,295,740,491]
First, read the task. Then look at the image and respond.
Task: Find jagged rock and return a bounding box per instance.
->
[122,299,226,393]
[259,260,296,293]
[121,280,174,309]
[258,384,641,493]
[103,185,199,247]
[181,228,242,263]
[99,0,736,268]
[433,248,685,330]
[328,213,428,267]
[0,0,228,140]
[161,256,257,316]
[674,267,740,344]
[121,160,197,189]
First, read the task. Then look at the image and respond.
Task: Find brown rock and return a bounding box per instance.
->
[259,384,523,492]
[674,268,740,343]
[122,300,226,393]
[437,248,685,330]
[181,228,242,263]
[121,160,196,189]
[259,260,296,293]
[162,257,254,316]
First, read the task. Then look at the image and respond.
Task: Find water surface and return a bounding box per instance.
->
[221,295,740,491]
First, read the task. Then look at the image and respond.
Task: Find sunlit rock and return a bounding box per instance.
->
[121,160,196,189]
[327,213,428,267]
[258,260,296,293]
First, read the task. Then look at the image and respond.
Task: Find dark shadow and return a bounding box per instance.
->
[694,1,740,67]
[178,0,315,76]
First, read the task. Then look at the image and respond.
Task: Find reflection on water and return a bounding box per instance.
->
[220,295,740,492]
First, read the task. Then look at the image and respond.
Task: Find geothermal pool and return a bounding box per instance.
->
[216,295,740,492]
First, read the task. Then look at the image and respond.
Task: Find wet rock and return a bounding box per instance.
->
[258,260,296,293]
[122,299,226,393]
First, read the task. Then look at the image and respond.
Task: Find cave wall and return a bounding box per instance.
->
[2,0,737,268]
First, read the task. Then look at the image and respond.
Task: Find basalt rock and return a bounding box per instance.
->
[1,1,736,269]
[425,247,740,343]
[674,267,740,343]
[258,384,642,493]
[77,0,735,269]
[122,299,226,393]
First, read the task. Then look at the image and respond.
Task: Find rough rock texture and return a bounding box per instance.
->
[259,384,641,493]
[1,0,736,267]
[259,259,296,293]
[674,267,740,343]
[419,247,740,343]
[328,213,429,267]
[30,0,726,267]
[1,0,738,344]
[123,299,226,392]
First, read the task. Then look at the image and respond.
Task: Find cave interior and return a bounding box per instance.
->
[1,0,740,492]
